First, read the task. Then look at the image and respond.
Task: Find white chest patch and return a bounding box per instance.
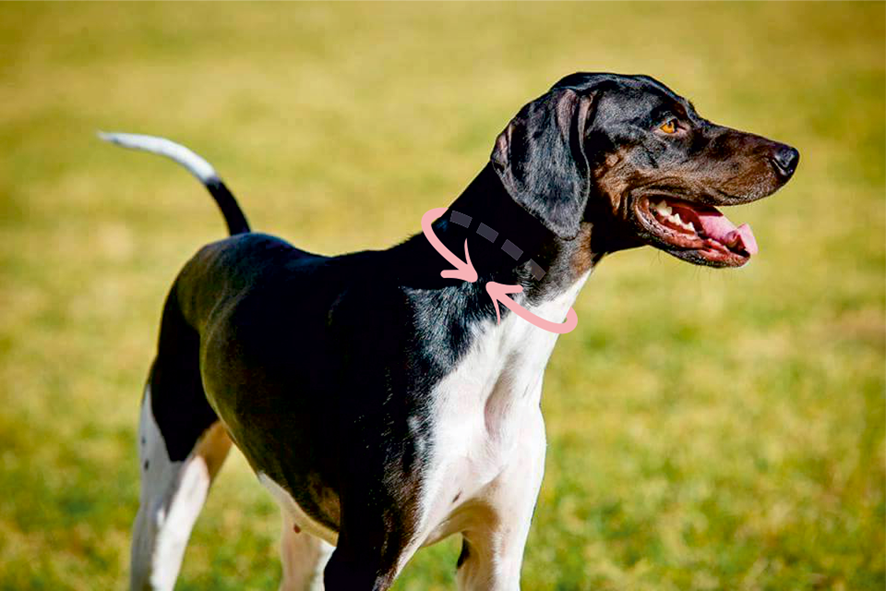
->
[417,271,591,543]
[255,271,592,552]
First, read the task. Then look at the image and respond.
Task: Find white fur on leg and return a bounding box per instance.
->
[149,457,211,590]
[455,408,547,591]
[130,386,231,591]
[279,511,334,591]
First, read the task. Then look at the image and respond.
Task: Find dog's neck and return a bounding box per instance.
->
[391,163,601,303]
[368,163,620,373]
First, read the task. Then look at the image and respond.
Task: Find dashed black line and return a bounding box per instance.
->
[450,211,472,228]
[501,239,522,261]
[450,210,547,281]
[477,222,499,242]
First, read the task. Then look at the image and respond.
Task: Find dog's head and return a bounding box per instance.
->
[491,73,799,268]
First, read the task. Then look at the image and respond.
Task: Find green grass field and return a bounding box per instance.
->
[0,3,883,590]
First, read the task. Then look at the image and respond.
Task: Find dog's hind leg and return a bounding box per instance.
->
[130,381,231,591]
[279,512,334,591]
[130,298,232,591]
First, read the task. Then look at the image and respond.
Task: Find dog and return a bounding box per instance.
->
[103,72,798,591]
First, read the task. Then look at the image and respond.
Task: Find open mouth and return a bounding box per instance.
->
[636,196,758,267]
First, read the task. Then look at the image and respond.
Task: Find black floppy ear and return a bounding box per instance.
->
[491,88,597,239]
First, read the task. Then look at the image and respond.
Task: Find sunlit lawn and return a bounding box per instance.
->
[0,3,883,590]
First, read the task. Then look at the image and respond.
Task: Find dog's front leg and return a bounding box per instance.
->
[320,411,427,590]
[456,407,547,591]
[321,470,424,591]
[278,509,334,591]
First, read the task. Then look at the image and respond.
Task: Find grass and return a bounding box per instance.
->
[0,3,883,590]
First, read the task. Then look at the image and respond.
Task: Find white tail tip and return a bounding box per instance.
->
[97,131,218,184]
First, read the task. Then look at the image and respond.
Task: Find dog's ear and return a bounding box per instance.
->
[491,88,597,239]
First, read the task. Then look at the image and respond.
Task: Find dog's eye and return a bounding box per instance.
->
[659,119,678,134]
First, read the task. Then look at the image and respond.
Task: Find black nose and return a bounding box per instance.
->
[772,145,800,178]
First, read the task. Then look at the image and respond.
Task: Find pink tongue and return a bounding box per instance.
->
[696,211,758,256]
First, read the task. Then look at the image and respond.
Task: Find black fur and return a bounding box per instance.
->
[137,72,797,590]
[205,177,250,235]
[491,88,597,240]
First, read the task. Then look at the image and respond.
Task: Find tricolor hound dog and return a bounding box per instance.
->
[101,73,798,591]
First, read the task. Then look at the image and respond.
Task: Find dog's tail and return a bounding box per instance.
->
[98,132,250,236]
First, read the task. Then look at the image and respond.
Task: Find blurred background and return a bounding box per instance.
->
[0,3,883,590]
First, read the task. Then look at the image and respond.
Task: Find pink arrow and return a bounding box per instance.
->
[486,282,578,334]
[421,207,478,283]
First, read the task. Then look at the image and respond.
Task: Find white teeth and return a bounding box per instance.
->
[653,200,695,232]
[672,213,693,231]
[655,201,673,216]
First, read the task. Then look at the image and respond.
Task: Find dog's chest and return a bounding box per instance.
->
[418,273,590,542]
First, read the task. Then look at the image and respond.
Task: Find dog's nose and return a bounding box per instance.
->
[771,144,800,179]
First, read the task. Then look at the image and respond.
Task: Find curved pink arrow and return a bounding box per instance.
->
[486,282,578,334]
[421,207,478,283]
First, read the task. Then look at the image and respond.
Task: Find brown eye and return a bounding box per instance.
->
[659,119,678,134]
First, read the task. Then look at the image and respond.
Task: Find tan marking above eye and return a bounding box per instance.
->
[659,119,677,134]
